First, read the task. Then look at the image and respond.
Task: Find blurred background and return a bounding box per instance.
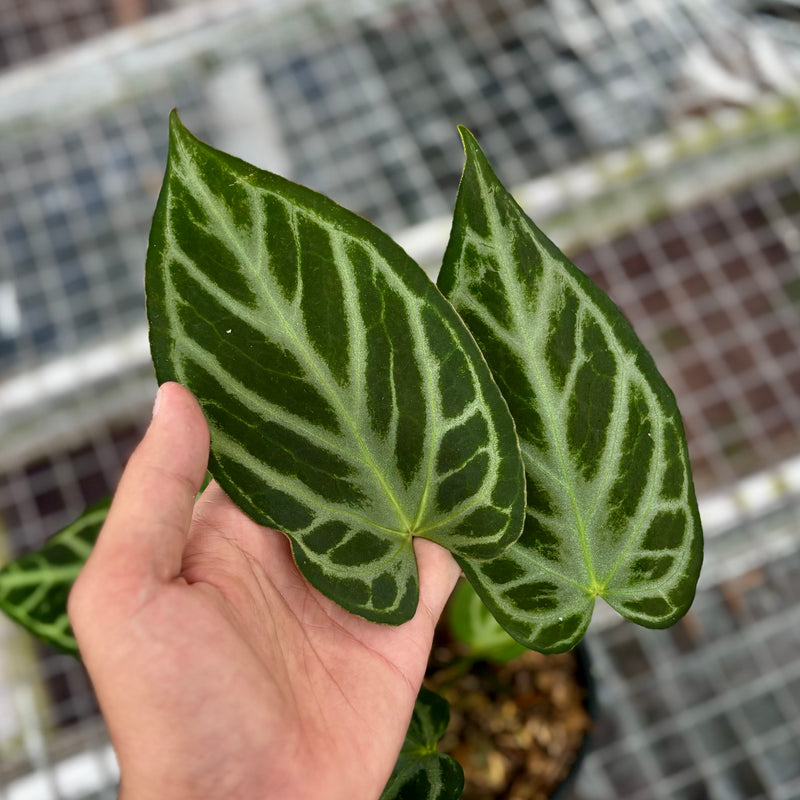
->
[1,0,799,797]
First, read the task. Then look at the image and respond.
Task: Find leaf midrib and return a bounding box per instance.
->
[167,282,351,453]
[173,149,414,534]
[462,173,676,597]
[473,183,599,592]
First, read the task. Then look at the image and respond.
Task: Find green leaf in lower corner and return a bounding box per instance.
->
[0,498,110,657]
[146,112,525,625]
[381,688,464,800]
[438,128,703,653]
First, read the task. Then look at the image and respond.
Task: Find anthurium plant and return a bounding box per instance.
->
[0,112,702,799]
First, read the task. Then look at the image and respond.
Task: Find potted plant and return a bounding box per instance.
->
[425,579,596,800]
[0,113,702,799]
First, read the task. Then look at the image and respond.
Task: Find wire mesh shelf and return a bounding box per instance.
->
[1,1,799,797]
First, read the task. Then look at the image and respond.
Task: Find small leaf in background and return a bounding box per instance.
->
[438,127,702,653]
[448,579,526,663]
[0,497,110,657]
[380,688,465,800]
[147,112,525,625]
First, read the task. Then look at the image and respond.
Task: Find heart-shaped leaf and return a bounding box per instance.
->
[380,687,465,800]
[438,128,703,653]
[146,112,525,624]
[0,498,110,657]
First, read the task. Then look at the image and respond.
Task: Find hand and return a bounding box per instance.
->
[68,382,461,800]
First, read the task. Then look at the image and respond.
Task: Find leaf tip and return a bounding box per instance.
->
[168,107,183,137]
[456,125,481,158]
[454,125,499,189]
[167,108,193,149]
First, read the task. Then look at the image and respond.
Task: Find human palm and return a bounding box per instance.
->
[69,383,460,800]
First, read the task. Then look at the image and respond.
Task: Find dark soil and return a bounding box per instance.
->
[426,636,592,800]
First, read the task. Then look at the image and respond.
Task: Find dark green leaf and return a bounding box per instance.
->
[380,688,464,800]
[0,497,110,656]
[439,128,703,653]
[146,112,525,624]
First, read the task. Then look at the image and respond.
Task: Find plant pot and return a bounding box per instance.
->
[426,629,595,800]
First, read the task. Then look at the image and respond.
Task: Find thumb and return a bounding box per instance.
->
[78,382,210,597]
[413,537,462,634]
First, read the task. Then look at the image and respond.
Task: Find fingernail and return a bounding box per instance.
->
[152,384,165,418]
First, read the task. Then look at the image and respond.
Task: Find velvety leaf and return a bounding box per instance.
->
[438,128,703,653]
[146,112,525,624]
[0,497,110,657]
[448,579,526,663]
[380,688,465,800]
